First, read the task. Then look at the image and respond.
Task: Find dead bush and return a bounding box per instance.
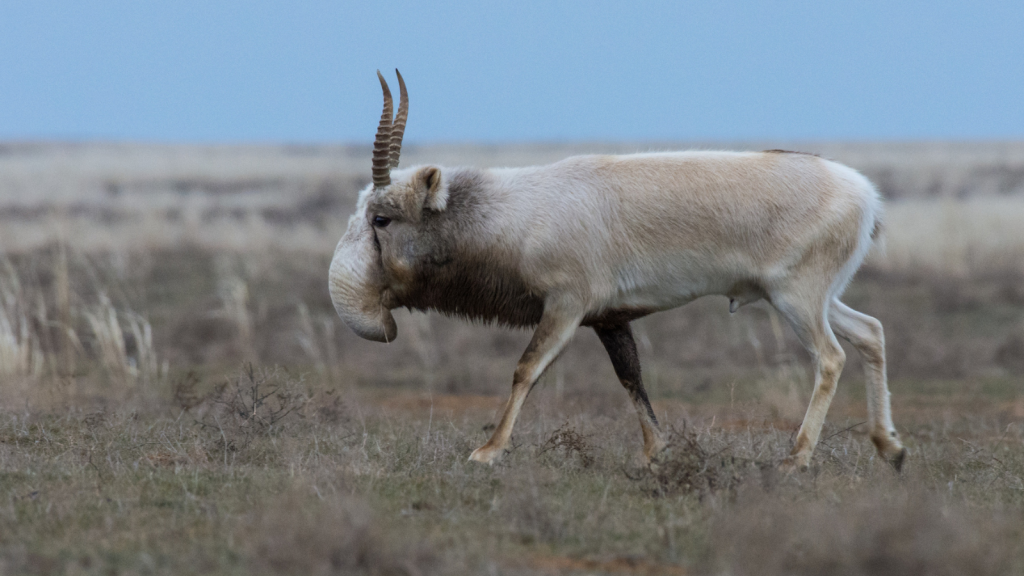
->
[537,422,594,468]
[177,364,310,456]
[641,425,753,498]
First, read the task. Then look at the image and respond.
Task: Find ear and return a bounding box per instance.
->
[416,166,448,212]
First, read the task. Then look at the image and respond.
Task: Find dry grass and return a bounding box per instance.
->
[871,196,1024,276]
[0,142,1022,574]
[1,368,1020,574]
[0,259,46,377]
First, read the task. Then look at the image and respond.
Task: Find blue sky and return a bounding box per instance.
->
[2,1,1022,143]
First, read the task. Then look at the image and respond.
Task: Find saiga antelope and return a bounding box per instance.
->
[329,70,907,471]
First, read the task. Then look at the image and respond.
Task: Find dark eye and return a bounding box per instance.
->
[372,215,391,228]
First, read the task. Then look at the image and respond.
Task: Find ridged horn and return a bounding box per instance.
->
[389,69,408,169]
[372,70,394,188]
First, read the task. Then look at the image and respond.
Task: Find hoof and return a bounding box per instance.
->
[469,445,504,465]
[643,437,667,464]
[872,432,907,473]
[887,447,908,473]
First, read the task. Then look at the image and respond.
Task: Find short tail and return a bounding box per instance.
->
[870,215,883,242]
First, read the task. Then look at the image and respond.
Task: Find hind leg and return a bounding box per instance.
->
[829,299,906,470]
[594,323,665,461]
[770,290,846,470]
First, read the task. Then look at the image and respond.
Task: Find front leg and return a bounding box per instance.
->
[469,303,584,464]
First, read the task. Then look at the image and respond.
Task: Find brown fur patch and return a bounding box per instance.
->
[401,253,545,328]
[763,149,820,157]
[791,433,812,456]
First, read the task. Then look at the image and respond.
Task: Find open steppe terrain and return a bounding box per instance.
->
[0,142,1022,574]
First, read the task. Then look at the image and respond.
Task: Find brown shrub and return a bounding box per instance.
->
[179,364,311,458]
[537,422,595,468]
[642,425,754,498]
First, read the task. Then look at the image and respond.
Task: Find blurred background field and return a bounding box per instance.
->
[0,142,1022,575]
[3,141,1024,382]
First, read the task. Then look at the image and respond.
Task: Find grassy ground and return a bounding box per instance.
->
[1,143,1023,574]
[1,365,1022,575]
[0,245,1021,575]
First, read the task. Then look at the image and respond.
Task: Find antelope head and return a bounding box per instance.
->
[329,70,450,342]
